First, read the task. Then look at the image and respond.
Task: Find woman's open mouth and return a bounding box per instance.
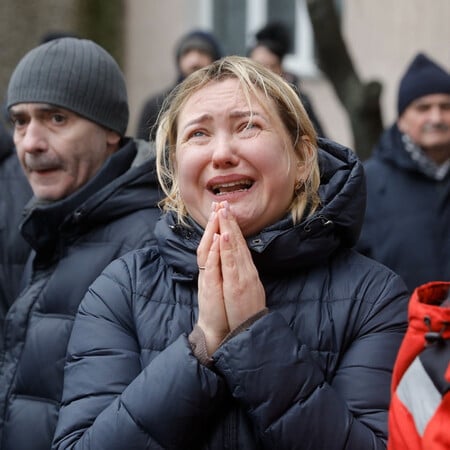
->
[210,179,254,196]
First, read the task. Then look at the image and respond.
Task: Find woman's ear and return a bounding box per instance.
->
[295,135,314,178]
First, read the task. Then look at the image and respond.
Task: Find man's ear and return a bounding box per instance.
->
[397,112,409,134]
[106,130,121,150]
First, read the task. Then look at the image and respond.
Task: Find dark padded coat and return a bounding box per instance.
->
[357,124,450,293]
[0,143,32,342]
[53,139,408,450]
[0,138,162,450]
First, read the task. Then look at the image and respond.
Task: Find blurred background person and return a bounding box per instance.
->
[135,29,222,141]
[357,52,450,293]
[248,21,325,137]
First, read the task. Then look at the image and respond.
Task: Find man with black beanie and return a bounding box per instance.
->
[357,52,450,293]
[0,37,162,450]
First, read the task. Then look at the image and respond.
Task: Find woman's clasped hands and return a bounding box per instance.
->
[196,201,266,355]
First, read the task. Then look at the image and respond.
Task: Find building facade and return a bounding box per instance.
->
[124,0,450,149]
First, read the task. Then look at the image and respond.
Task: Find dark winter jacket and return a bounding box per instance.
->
[0,143,32,341]
[53,139,408,450]
[0,138,162,450]
[357,124,450,293]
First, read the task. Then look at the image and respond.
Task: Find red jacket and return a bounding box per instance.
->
[388,281,450,450]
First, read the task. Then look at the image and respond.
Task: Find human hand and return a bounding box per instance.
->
[215,202,266,331]
[196,203,230,354]
[196,201,266,354]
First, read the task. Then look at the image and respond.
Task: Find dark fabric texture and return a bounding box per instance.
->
[53,139,408,450]
[0,143,32,343]
[6,38,129,135]
[356,124,450,293]
[0,138,162,450]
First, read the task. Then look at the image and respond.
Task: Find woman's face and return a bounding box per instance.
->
[175,78,303,236]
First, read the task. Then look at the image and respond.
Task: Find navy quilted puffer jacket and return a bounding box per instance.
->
[357,124,450,292]
[0,145,32,331]
[54,140,408,450]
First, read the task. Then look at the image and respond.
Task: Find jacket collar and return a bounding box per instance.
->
[20,139,138,254]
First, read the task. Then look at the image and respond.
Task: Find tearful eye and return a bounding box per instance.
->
[186,129,208,142]
[239,121,261,137]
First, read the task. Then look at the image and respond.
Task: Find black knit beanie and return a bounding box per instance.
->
[397,52,450,116]
[7,37,129,136]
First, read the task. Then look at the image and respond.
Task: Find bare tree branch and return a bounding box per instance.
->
[306,0,383,160]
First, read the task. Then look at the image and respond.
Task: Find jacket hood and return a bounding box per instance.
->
[373,123,425,174]
[0,125,14,163]
[156,138,366,277]
[0,145,12,163]
[20,138,161,253]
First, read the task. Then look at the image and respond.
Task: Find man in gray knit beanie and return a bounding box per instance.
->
[0,37,162,450]
[7,37,131,200]
[7,36,129,136]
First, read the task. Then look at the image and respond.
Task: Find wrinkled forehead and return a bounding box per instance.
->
[177,78,277,126]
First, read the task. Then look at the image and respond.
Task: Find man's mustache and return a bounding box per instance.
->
[422,122,450,132]
[24,154,63,171]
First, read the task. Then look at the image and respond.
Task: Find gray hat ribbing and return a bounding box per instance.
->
[7,37,129,136]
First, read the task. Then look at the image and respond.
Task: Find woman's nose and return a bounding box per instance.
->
[211,134,239,168]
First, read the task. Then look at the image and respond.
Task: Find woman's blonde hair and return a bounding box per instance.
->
[155,55,321,225]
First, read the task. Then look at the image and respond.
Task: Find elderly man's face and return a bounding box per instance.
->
[10,103,120,201]
[398,93,450,164]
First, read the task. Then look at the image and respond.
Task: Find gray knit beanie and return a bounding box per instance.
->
[7,37,129,136]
